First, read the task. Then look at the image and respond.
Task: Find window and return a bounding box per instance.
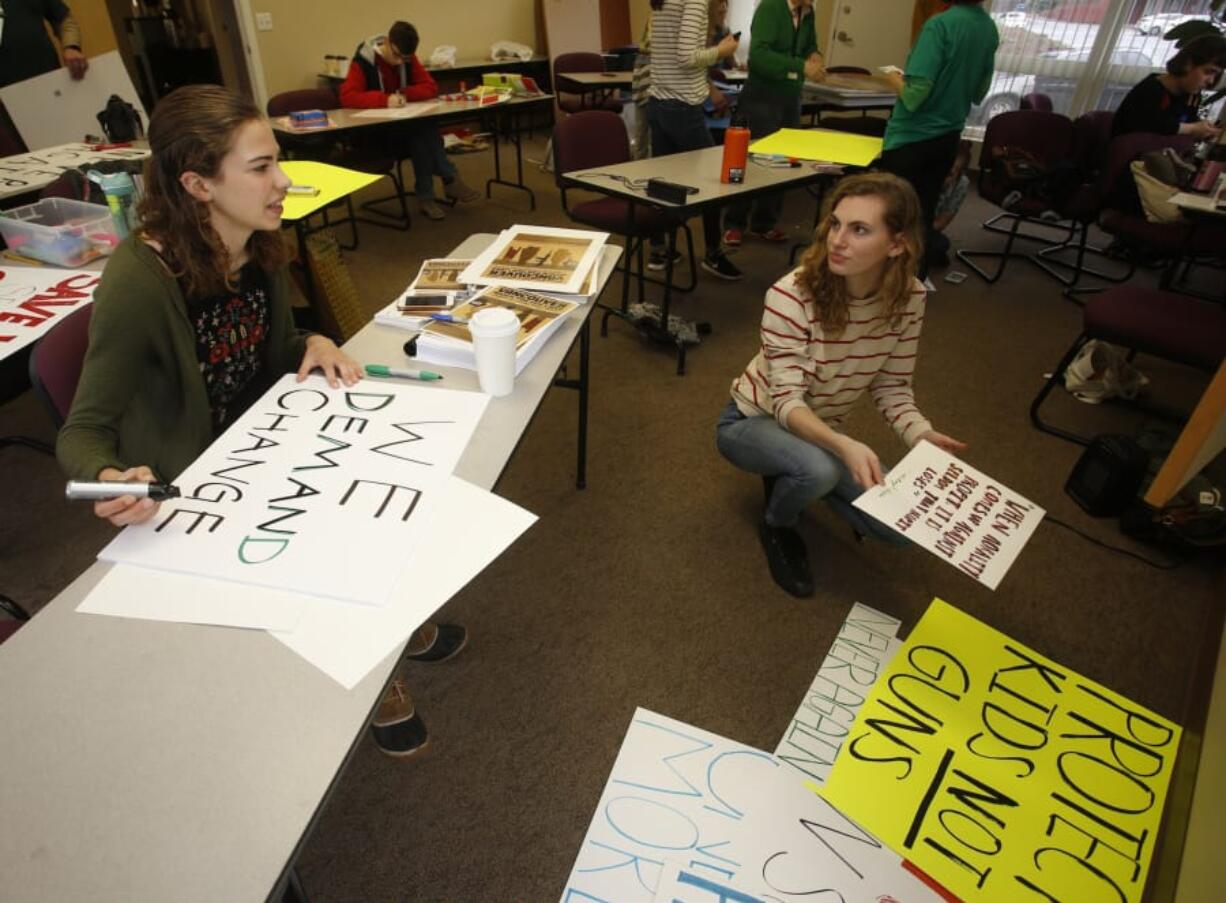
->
[967,0,1224,132]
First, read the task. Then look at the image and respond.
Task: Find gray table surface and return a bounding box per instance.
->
[802,82,896,109]
[0,232,620,902]
[271,95,552,137]
[564,144,836,209]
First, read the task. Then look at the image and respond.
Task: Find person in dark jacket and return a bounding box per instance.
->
[340,21,481,220]
[1112,34,1225,142]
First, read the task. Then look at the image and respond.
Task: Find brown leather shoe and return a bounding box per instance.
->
[370,678,430,757]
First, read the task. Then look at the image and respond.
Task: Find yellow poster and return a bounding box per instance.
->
[748,128,883,167]
[821,598,1181,903]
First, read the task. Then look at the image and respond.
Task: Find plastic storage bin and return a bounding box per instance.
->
[0,197,121,266]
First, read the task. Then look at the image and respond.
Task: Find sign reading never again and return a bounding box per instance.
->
[821,599,1181,903]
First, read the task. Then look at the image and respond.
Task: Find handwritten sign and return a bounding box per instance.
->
[0,265,100,361]
[775,602,902,785]
[853,442,1044,590]
[0,142,148,200]
[821,598,1181,903]
[100,374,489,606]
[562,708,941,903]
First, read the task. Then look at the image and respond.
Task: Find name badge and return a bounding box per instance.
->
[787,71,798,80]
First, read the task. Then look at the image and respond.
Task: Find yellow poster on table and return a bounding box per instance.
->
[821,598,1181,903]
[748,128,883,167]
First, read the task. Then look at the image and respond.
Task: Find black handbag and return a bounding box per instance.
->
[96,95,144,142]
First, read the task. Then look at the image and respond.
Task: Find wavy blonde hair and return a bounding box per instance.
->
[136,85,287,300]
[795,172,923,335]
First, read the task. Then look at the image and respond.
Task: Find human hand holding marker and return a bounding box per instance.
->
[298,335,362,388]
[91,466,163,527]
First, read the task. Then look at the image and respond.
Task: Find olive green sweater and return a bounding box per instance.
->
[746,0,819,100]
[57,239,307,482]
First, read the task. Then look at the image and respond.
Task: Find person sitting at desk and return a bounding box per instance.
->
[1111,34,1225,142]
[715,172,965,597]
[339,20,481,221]
[57,84,464,758]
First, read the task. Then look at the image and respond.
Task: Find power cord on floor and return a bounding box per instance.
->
[1044,515,1187,570]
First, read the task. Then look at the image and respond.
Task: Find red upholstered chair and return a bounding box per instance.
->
[553,111,695,325]
[267,88,410,243]
[956,110,1076,283]
[1020,92,1053,112]
[554,52,624,115]
[28,303,93,429]
[1030,286,1226,445]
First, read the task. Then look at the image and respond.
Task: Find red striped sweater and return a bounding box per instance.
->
[730,270,932,447]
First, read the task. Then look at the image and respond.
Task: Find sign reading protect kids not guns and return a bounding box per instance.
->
[821,598,1181,903]
[853,441,1045,590]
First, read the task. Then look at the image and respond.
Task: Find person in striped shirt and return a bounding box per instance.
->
[647,0,742,279]
[716,172,965,597]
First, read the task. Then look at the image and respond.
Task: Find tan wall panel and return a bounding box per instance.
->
[53,0,118,58]
[252,0,540,97]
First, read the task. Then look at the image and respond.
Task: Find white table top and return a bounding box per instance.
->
[320,56,548,79]
[558,71,632,88]
[563,144,835,209]
[1172,189,1226,217]
[802,82,896,109]
[0,232,620,902]
[271,95,551,138]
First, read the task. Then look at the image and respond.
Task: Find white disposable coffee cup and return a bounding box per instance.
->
[469,306,520,397]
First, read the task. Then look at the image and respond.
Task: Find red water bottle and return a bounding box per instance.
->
[721,126,750,184]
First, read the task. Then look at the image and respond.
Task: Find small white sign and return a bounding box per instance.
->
[0,265,99,361]
[853,441,1045,590]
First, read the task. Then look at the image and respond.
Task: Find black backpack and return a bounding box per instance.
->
[97,95,144,142]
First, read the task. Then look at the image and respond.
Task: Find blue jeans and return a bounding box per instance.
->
[646,98,722,254]
[715,400,905,543]
[407,126,457,200]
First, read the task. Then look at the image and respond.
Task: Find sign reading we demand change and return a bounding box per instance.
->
[821,599,1181,903]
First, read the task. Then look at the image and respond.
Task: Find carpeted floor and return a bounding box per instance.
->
[1,133,1222,902]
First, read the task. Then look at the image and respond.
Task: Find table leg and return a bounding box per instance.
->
[577,314,589,489]
[484,108,536,209]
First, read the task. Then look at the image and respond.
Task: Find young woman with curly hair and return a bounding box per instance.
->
[58,84,360,526]
[716,172,965,597]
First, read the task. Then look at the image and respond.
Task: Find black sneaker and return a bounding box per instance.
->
[647,249,683,272]
[701,252,743,281]
[758,520,814,597]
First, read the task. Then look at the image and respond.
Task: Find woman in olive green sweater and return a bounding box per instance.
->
[57,85,360,527]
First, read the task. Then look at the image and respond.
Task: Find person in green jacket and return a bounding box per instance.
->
[723,0,824,247]
[58,85,359,519]
[58,84,462,759]
[878,0,998,276]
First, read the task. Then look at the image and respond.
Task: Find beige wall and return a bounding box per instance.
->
[251,0,540,97]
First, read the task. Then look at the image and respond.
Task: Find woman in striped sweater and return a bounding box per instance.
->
[716,172,965,597]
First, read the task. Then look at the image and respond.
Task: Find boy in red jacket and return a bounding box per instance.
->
[340,21,480,219]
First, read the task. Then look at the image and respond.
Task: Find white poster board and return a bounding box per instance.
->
[99,374,489,606]
[0,51,147,150]
[0,266,99,361]
[0,142,149,201]
[853,442,1045,590]
[561,708,941,903]
[775,602,902,785]
[459,225,608,295]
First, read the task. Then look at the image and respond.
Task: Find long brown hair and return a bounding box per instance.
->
[795,172,922,334]
[137,85,287,300]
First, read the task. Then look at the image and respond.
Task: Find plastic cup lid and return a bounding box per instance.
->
[469,306,520,336]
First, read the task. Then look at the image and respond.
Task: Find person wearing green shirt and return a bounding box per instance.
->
[878,0,998,275]
[723,0,824,246]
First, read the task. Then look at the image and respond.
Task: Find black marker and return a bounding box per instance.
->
[65,481,181,501]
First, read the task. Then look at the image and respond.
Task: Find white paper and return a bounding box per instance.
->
[853,442,1045,590]
[274,476,537,688]
[76,564,304,632]
[0,52,147,150]
[99,374,489,606]
[0,142,149,200]
[351,101,441,119]
[651,860,765,903]
[459,224,608,295]
[775,602,902,785]
[0,266,99,361]
[561,708,941,903]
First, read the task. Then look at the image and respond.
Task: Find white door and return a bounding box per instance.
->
[826,0,914,70]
